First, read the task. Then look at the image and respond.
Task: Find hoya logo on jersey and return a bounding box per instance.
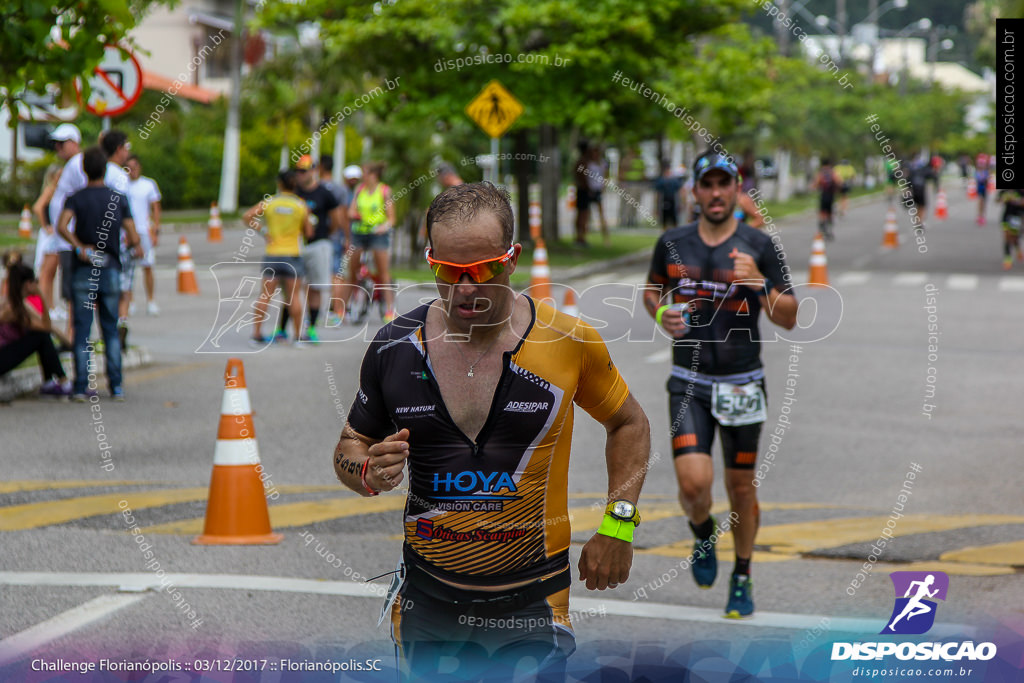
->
[832,571,997,663]
[504,401,549,413]
[432,471,517,494]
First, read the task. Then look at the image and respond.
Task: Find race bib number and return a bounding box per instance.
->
[377,559,405,628]
[711,381,767,426]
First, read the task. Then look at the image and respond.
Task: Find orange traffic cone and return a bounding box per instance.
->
[528,200,542,240]
[567,186,576,211]
[194,359,283,545]
[207,202,223,242]
[562,288,579,317]
[18,205,32,239]
[882,208,900,249]
[808,233,829,287]
[528,238,554,305]
[177,235,200,295]
[967,182,977,201]
[988,174,996,194]
[935,190,948,220]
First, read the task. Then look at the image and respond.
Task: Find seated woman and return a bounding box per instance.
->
[1,257,72,396]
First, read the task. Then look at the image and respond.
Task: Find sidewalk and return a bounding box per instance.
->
[0,346,153,403]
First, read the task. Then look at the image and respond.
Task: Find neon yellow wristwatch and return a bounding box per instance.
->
[597,500,641,542]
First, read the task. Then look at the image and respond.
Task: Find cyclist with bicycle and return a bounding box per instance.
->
[344,161,397,323]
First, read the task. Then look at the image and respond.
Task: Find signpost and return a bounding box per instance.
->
[465,80,524,184]
[80,45,143,128]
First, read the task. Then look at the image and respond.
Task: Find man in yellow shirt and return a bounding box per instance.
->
[243,170,313,344]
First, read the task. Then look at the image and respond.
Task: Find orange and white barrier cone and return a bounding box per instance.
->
[935,190,948,220]
[561,288,579,317]
[177,235,200,295]
[808,233,829,287]
[967,182,977,201]
[528,238,554,305]
[528,200,542,240]
[18,205,32,239]
[988,174,996,194]
[195,359,283,545]
[207,202,223,242]
[567,186,576,210]
[882,208,900,249]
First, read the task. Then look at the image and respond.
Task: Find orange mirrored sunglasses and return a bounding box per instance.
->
[425,245,515,284]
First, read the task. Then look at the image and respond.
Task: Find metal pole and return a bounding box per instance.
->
[868,0,879,77]
[217,0,244,212]
[491,136,499,185]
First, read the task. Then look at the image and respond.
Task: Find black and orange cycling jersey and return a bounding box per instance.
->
[347,297,630,588]
[647,221,790,376]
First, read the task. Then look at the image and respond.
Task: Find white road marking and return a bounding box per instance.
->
[999,276,1024,292]
[646,348,672,364]
[849,254,873,269]
[835,272,870,286]
[892,272,928,286]
[0,572,972,637]
[947,275,979,290]
[577,272,614,288]
[0,593,146,665]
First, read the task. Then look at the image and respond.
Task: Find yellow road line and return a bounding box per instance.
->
[940,540,1024,567]
[0,488,209,531]
[758,514,1024,554]
[143,495,408,535]
[0,481,340,496]
[894,561,1015,577]
[0,481,147,494]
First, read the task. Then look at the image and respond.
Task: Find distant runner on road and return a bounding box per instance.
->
[644,152,797,619]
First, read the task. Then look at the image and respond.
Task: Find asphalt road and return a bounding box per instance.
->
[1,186,1022,681]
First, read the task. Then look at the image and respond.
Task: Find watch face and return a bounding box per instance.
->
[612,501,635,519]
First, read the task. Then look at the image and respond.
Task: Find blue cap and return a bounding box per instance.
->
[694,153,738,181]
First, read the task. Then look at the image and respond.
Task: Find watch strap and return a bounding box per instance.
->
[597,513,635,543]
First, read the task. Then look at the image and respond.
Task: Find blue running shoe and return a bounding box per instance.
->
[272,328,288,343]
[691,522,718,589]
[724,574,754,618]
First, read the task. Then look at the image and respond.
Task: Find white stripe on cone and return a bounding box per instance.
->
[220,388,252,415]
[213,439,260,466]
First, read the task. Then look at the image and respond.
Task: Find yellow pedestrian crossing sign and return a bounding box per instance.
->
[465,80,524,138]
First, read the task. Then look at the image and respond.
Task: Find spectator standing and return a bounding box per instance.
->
[55,146,141,402]
[124,155,162,316]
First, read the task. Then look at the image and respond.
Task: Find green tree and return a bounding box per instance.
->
[257,0,751,241]
[0,0,175,113]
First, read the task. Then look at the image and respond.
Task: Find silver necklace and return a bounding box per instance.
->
[443,317,507,377]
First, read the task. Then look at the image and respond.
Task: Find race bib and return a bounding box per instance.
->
[711,381,767,426]
[1009,215,1022,230]
[377,559,405,628]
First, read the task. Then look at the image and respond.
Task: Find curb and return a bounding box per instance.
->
[0,346,154,403]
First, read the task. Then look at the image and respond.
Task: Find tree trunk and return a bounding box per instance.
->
[539,123,559,244]
[513,129,530,244]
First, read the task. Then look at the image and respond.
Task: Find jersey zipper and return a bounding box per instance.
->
[422,353,510,458]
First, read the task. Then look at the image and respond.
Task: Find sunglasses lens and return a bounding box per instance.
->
[430,261,506,284]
